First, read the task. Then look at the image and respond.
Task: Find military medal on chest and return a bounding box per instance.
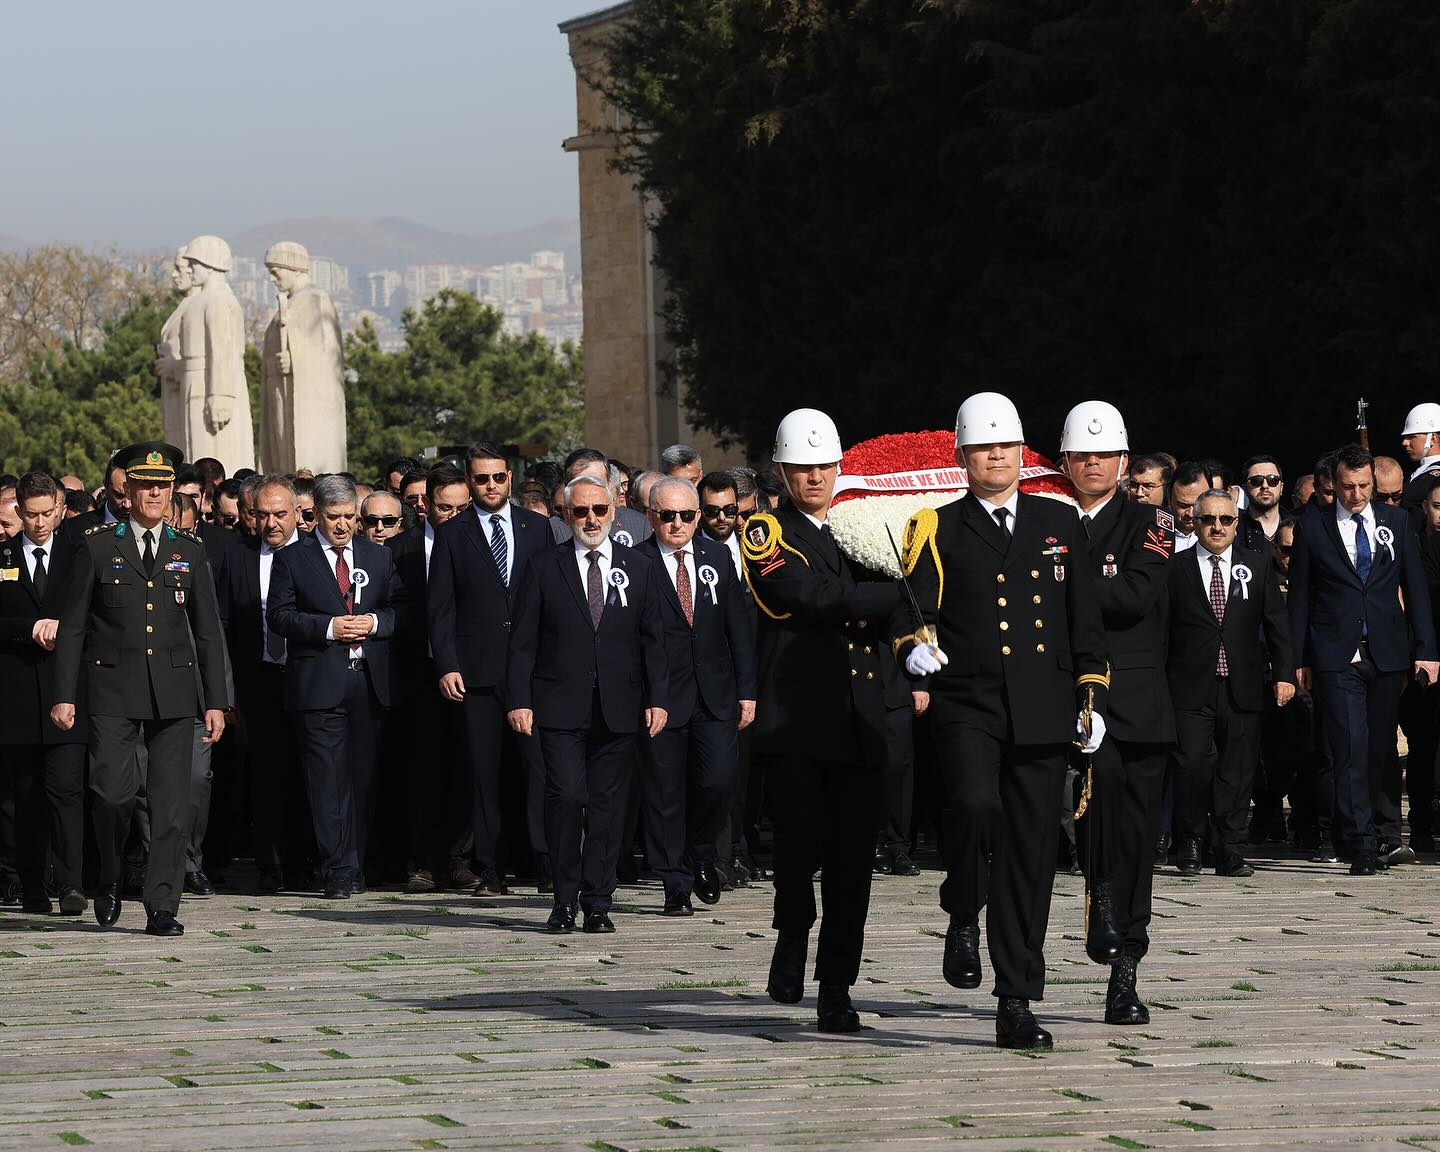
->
[1042,538,1069,583]
[1102,553,1118,579]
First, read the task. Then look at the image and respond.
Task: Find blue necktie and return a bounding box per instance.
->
[489,514,508,586]
[1355,513,1372,583]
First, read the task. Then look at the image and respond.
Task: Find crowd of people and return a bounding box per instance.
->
[2,393,1438,1046]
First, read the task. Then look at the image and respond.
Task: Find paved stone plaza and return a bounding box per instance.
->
[2,851,1438,1151]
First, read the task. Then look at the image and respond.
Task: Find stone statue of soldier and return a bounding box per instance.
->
[155,247,197,444]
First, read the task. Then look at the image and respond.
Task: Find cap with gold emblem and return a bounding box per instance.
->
[117,441,183,483]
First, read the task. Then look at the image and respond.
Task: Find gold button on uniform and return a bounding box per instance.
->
[848,642,855,651]
[147,581,154,589]
[1037,643,1046,653]
[1034,619,1044,629]
[997,574,1006,584]
[1030,569,1040,579]
[999,621,1009,631]
[865,671,874,680]
[146,603,154,611]
[1033,595,1042,605]
[857,620,867,629]
[146,625,153,633]
[1002,645,1012,655]
[863,645,872,655]
[997,597,1008,607]
[850,668,858,677]
[146,648,153,656]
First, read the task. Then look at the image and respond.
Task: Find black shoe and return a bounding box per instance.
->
[616,854,641,885]
[1176,837,1202,877]
[943,919,982,989]
[58,888,86,916]
[256,871,282,895]
[536,870,555,896]
[145,909,185,937]
[1384,842,1417,866]
[817,983,862,1033]
[94,881,121,927]
[0,880,21,906]
[323,880,352,899]
[1153,832,1171,867]
[22,894,53,915]
[1085,880,1124,965]
[1062,841,1083,876]
[767,931,808,1004]
[890,850,920,877]
[472,867,508,897]
[1105,955,1149,1025]
[1349,854,1377,876]
[694,862,721,905]
[582,909,616,934]
[662,892,694,916]
[996,996,1053,1049]
[1216,857,1255,878]
[727,857,751,887]
[714,860,733,891]
[351,878,368,895]
[546,902,577,933]
[1310,845,1340,864]
[184,870,215,897]
[873,846,894,875]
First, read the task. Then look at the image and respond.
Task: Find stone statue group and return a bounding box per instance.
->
[156,236,347,472]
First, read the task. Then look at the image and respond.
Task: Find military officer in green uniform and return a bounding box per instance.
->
[51,442,229,936]
[894,392,1109,1049]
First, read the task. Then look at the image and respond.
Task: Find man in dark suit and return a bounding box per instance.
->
[51,443,229,936]
[0,473,88,915]
[73,457,129,530]
[547,448,652,547]
[430,442,554,895]
[637,476,756,915]
[1167,489,1295,880]
[1290,443,1439,874]
[268,473,403,899]
[506,474,668,934]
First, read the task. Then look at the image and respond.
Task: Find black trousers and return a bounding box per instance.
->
[126,719,214,878]
[1316,657,1405,855]
[5,742,85,898]
[642,706,737,898]
[1398,677,1438,839]
[1173,679,1261,862]
[404,678,470,878]
[1288,694,1335,846]
[294,667,379,885]
[933,723,1067,1001]
[540,702,635,913]
[1256,686,1314,831]
[1075,739,1167,960]
[463,685,546,874]
[90,713,194,915]
[241,666,311,881]
[770,756,877,988]
[877,704,916,853]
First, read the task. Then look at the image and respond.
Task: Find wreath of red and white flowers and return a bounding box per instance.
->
[828,430,1075,576]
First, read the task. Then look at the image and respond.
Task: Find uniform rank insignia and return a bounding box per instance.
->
[1155,508,1175,532]
[1142,508,1175,558]
[164,561,191,573]
[175,590,186,605]
[1054,564,1066,583]
[1102,553,1118,578]
[1041,545,1068,557]
[171,552,182,561]
[111,558,125,570]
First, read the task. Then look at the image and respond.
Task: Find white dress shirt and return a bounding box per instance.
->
[1174,530,1198,554]
[423,519,435,578]
[1079,494,1116,526]
[1336,502,1377,571]
[709,529,743,578]
[260,531,300,664]
[21,534,49,581]
[973,489,1021,533]
[477,502,515,583]
[573,536,614,597]
[321,539,377,656]
[657,538,698,606]
[1411,455,1440,483]
[127,517,162,562]
[1197,543,1233,601]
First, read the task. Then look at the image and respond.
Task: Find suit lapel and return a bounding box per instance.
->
[560,544,593,626]
[1320,510,1363,587]
[307,537,352,612]
[959,494,1007,556]
[115,525,146,579]
[645,541,687,623]
[786,510,840,573]
[13,544,39,606]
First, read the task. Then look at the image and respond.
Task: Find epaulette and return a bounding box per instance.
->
[739,512,809,621]
[175,528,203,545]
[84,522,119,537]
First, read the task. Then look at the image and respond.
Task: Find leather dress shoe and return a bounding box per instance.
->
[0,880,20,906]
[323,880,352,899]
[1216,857,1255,878]
[1384,842,1417,866]
[996,996,1053,1050]
[943,919,982,989]
[727,857,751,887]
[1085,881,1124,965]
[817,983,862,1033]
[405,868,436,893]
[662,892,694,916]
[1349,854,1377,876]
[1309,845,1340,864]
[1176,837,1202,877]
[184,870,215,896]
[582,909,616,933]
[546,902,577,933]
[22,894,53,915]
[714,860,733,891]
[694,862,722,905]
[58,888,87,916]
[145,909,185,937]
[94,881,122,927]
[352,877,368,895]
[472,867,508,897]
[767,930,808,1004]
[890,850,920,877]
[450,866,481,889]
[872,847,894,875]
[1105,955,1149,1025]
[1153,832,1171,867]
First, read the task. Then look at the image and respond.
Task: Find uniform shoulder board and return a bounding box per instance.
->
[740,513,783,564]
[176,528,204,544]
[1154,508,1175,533]
[84,522,118,537]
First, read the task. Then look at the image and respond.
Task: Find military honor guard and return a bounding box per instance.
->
[51,443,229,936]
[894,393,1109,1048]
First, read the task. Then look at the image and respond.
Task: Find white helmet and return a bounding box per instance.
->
[955,391,1024,447]
[1402,403,1440,436]
[184,234,233,273]
[773,408,843,465]
[1060,400,1129,453]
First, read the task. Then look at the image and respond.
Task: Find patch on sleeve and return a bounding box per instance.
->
[741,513,782,565]
[1142,508,1175,558]
[1154,508,1175,533]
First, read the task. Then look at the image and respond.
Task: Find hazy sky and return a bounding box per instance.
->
[0,0,590,247]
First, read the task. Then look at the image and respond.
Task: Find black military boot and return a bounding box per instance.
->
[995,996,1053,1049]
[1085,879,1124,965]
[1104,955,1149,1025]
[942,918,982,989]
[766,931,808,1004]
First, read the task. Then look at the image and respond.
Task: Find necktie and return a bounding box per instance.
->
[675,548,694,627]
[32,546,47,602]
[1080,514,1092,541]
[994,506,1012,539]
[332,546,352,612]
[818,520,840,565]
[1209,554,1229,677]
[142,529,155,576]
[1355,513,1372,583]
[489,514,508,586]
[264,547,286,663]
[586,550,604,629]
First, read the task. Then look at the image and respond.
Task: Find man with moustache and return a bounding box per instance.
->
[895,393,1107,1049]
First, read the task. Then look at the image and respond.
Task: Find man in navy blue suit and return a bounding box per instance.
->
[637,476,756,915]
[268,473,403,899]
[506,474,669,934]
[1288,443,1438,875]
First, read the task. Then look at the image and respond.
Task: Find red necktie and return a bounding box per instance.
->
[333,546,352,612]
[675,548,693,627]
[1209,554,1229,677]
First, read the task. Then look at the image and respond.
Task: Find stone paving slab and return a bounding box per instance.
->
[2,848,1439,1151]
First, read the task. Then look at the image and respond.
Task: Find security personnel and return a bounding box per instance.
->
[743,408,901,1035]
[1401,402,1440,521]
[51,443,229,936]
[1058,400,1175,1026]
[895,392,1109,1049]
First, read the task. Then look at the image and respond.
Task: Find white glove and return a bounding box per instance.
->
[1075,711,1106,754]
[905,643,949,677]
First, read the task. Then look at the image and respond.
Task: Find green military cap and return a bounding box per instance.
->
[118,441,184,483]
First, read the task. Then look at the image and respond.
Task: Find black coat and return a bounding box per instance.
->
[0,529,88,745]
[505,540,669,733]
[386,525,431,688]
[636,534,757,727]
[1167,543,1294,711]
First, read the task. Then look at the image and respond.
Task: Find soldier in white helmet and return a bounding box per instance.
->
[1058,400,1175,1025]
[1400,402,1440,524]
[893,392,1109,1049]
[741,408,901,1034]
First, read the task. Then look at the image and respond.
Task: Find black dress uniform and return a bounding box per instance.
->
[742,505,900,1004]
[52,446,229,927]
[895,493,1108,1006]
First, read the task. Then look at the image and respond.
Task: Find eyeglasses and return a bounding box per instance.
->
[1131,480,1164,494]
[736,507,756,521]
[431,501,470,515]
[1377,490,1404,504]
[1197,513,1238,527]
[656,509,698,524]
[298,509,316,522]
[217,513,239,528]
[570,503,610,519]
[363,515,401,528]
[702,503,739,520]
[471,471,509,485]
[1247,474,1282,488]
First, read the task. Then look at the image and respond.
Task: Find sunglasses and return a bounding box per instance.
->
[471,471,509,485]
[217,513,239,528]
[298,509,316,522]
[570,503,610,519]
[656,508,699,524]
[1247,475,1281,488]
[363,515,401,528]
[1377,490,1404,504]
[702,503,739,519]
[1197,513,1238,527]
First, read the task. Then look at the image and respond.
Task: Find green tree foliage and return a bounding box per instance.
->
[344,289,583,481]
[600,0,1440,469]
